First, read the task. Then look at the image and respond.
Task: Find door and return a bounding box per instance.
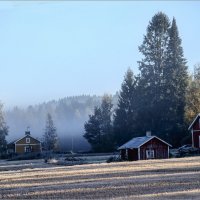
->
[24,146,32,153]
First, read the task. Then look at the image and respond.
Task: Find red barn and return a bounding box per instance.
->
[118,132,172,161]
[188,114,200,148]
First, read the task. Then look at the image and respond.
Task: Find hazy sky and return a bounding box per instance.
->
[0,1,199,109]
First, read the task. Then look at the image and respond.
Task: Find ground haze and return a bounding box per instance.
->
[0,157,200,199]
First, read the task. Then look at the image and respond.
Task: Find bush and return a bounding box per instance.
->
[65,156,83,161]
[8,152,42,161]
[106,156,122,163]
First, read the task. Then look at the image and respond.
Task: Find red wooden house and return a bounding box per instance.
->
[118,132,172,161]
[188,113,200,148]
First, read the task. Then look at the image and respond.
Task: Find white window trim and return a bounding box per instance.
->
[26,138,30,143]
[199,136,200,148]
[138,147,140,160]
[24,146,32,153]
[146,149,155,159]
[199,119,200,129]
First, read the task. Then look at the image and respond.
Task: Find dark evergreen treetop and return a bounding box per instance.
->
[84,94,114,152]
[43,113,58,151]
[138,12,171,134]
[165,17,188,127]
[0,103,8,155]
[113,68,138,146]
[84,106,101,151]
[137,12,188,146]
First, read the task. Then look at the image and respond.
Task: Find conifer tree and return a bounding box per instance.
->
[137,13,188,146]
[0,103,8,156]
[84,107,102,152]
[43,113,59,152]
[138,12,171,135]
[100,94,113,151]
[84,94,114,152]
[113,68,138,146]
[163,18,188,145]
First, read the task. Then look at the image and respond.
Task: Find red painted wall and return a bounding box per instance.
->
[140,138,168,160]
[120,149,138,161]
[193,131,200,148]
[190,116,200,148]
[127,149,138,161]
[120,137,169,161]
[192,118,200,130]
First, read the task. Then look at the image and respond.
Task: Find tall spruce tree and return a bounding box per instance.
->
[163,18,188,145]
[138,12,171,136]
[0,103,8,156]
[84,94,114,152]
[43,113,59,152]
[138,12,188,146]
[113,68,138,146]
[84,107,102,152]
[99,94,114,151]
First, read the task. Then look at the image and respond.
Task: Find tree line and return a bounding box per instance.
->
[4,95,106,152]
[84,12,199,152]
[0,107,59,156]
[1,12,200,155]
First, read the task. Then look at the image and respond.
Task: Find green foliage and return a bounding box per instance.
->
[87,12,189,149]
[0,103,8,155]
[84,107,102,152]
[113,68,139,146]
[185,63,200,124]
[84,94,114,152]
[43,113,59,152]
[137,12,171,135]
[137,12,188,146]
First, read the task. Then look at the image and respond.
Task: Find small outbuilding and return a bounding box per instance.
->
[188,113,200,148]
[118,132,172,161]
[7,130,42,154]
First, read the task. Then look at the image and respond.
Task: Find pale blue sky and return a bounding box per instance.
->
[0,1,199,109]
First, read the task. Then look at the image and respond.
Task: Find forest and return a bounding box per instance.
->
[83,12,200,152]
[4,95,118,152]
[0,12,200,154]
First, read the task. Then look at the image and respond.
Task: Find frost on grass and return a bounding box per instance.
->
[0,157,200,199]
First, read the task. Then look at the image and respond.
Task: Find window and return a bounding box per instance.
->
[26,138,30,143]
[24,146,32,153]
[146,149,155,159]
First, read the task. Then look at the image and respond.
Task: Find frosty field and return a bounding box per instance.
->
[0,156,200,199]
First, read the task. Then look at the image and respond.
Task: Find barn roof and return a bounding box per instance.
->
[118,136,171,150]
[188,113,200,130]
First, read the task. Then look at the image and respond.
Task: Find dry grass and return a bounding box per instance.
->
[0,156,200,199]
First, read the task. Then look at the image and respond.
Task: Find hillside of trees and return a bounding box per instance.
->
[83,12,200,152]
[1,12,200,154]
[4,95,118,152]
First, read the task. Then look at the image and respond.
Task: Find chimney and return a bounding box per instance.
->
[25,131,30,136]
[146,131,151,137]
[25,126,31,135]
